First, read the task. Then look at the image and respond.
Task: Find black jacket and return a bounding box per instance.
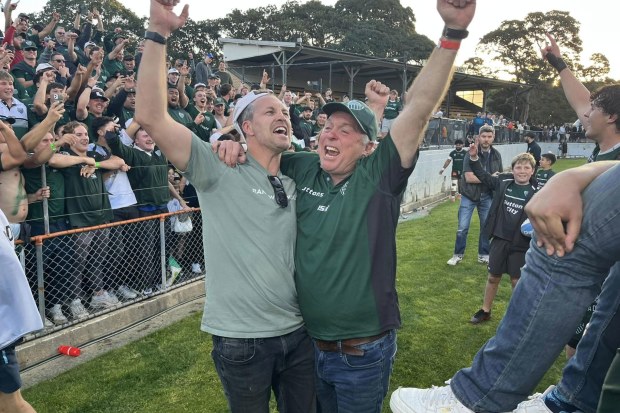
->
[459,146,503,202]
[470,158,537,251]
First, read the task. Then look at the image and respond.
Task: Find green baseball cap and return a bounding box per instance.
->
[322,100,378,140]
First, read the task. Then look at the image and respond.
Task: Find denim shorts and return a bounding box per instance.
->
[0,341,22,394]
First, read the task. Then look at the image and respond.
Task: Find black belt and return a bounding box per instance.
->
[315,331,389,356]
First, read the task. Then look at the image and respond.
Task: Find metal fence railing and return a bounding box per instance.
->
[20,209,204,337]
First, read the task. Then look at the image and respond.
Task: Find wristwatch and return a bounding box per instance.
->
[442,26,469,40]
[144,31,167,45]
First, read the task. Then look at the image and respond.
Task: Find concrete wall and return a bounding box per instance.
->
[539,142,595,158]
[400,142,593,213]
[400,144,527,213]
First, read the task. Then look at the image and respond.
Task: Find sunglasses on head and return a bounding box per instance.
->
[267,175,288,208]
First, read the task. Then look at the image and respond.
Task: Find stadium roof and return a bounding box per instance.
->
[220,38,530,109]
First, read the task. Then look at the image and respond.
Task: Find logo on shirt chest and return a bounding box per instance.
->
[300,186,324,197]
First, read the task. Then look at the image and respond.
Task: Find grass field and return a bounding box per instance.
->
[23,158,586,412]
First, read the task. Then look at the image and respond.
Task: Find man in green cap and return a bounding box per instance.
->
[272,2,476,410]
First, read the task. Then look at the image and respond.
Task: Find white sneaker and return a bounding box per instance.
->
[478,254,489,264]
[69,299,89,319]
[447,255,463,266]
[44,318,54,328]
[48,304,68,325]
[390,385,473,413]
[117,285,138,300]
[191,263,202,274]
[90,291,119,309]
[512,386,554,412]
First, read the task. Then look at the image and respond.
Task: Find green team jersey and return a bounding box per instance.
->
[186,105,217,142]
[106,134,169,207]
[594,144,620,161]
[495,182,533,240]
[11,61,36,98]
[22,164,65,224]
[535,169,555,190]
[280,134,415,340]
[383,99,402,120]
[449,148,466,178]
[168,106,194,129]
[58,147,113,228]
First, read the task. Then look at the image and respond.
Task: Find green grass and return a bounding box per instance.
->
[23,159,585,412]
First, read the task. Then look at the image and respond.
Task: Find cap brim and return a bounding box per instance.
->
[322,102,373,140]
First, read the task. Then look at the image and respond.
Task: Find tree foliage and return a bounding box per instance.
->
[217,0,434,61]
[474,10,613,125]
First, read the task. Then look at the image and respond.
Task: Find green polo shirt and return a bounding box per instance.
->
[280,134,415,340]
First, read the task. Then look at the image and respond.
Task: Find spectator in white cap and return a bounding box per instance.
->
[135,3,315,410]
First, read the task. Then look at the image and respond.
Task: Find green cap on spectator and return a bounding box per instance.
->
[322,100,378,140]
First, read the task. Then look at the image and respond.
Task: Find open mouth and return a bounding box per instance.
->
[324,145,339,157]
[273,126,288,136]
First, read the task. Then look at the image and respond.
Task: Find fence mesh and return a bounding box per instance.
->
[21,209,204,331]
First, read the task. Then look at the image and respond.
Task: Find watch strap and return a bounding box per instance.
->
[144,31,167,45]
[442,26,469,40]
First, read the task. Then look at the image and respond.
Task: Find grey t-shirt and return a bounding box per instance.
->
[181,134,302,338]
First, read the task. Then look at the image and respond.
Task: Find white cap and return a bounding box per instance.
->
[35,63,54,73]
[232,91,269,139]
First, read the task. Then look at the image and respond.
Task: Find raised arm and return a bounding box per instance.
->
[527,161,619,256]
[541,33,591,126]
[20,101,65,151]
[390,0,475,168]
[135,0,191,170]
[37,12,61,41]
[0,122,27,169]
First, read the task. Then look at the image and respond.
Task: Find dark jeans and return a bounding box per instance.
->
[211,326,316,413]
[110,206,140,289]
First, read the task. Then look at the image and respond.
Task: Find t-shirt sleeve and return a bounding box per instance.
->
[180,132,227,191]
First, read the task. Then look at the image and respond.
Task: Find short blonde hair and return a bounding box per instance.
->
[511,152,536,169]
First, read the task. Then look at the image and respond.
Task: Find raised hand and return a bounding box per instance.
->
[437,0,475,30]
[150,0,189,37]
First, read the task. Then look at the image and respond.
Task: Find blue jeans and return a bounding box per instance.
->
[314,330,397,413]
[556,262,620,412]
[454,193,492,256]
[450,164,620,412]
[211,326,316,413]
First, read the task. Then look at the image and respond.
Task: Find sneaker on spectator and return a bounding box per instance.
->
[117,285,138,300]
[90,291,119,309]
[470,309,491,324]
[512,386,555,412]
[447,254,463,266]
[478,254,489,264]
[108,290,121,304]
[44,318,54,329]
[142,287,154,296]
[390,385,473,413]
[191,263,202,274]
[69,299,89,319]
[48,304,68,325]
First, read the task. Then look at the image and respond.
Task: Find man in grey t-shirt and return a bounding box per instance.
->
[134,2,315,412]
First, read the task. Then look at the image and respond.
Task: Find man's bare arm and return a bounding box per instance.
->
[541,33,591,125]
[135,0,191,170]
[390,0,475,168]
[527,161,619,257]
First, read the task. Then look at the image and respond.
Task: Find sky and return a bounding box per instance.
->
[15,0,620,78]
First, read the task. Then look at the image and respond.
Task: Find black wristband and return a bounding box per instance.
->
[442,26,469,40]
[144,31,167,45]
[546,54,568,74]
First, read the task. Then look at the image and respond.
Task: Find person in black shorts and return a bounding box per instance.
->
[465,141,538,324]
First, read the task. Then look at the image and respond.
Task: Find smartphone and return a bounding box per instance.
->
[51,93,64,104]
[78,4,89,15]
